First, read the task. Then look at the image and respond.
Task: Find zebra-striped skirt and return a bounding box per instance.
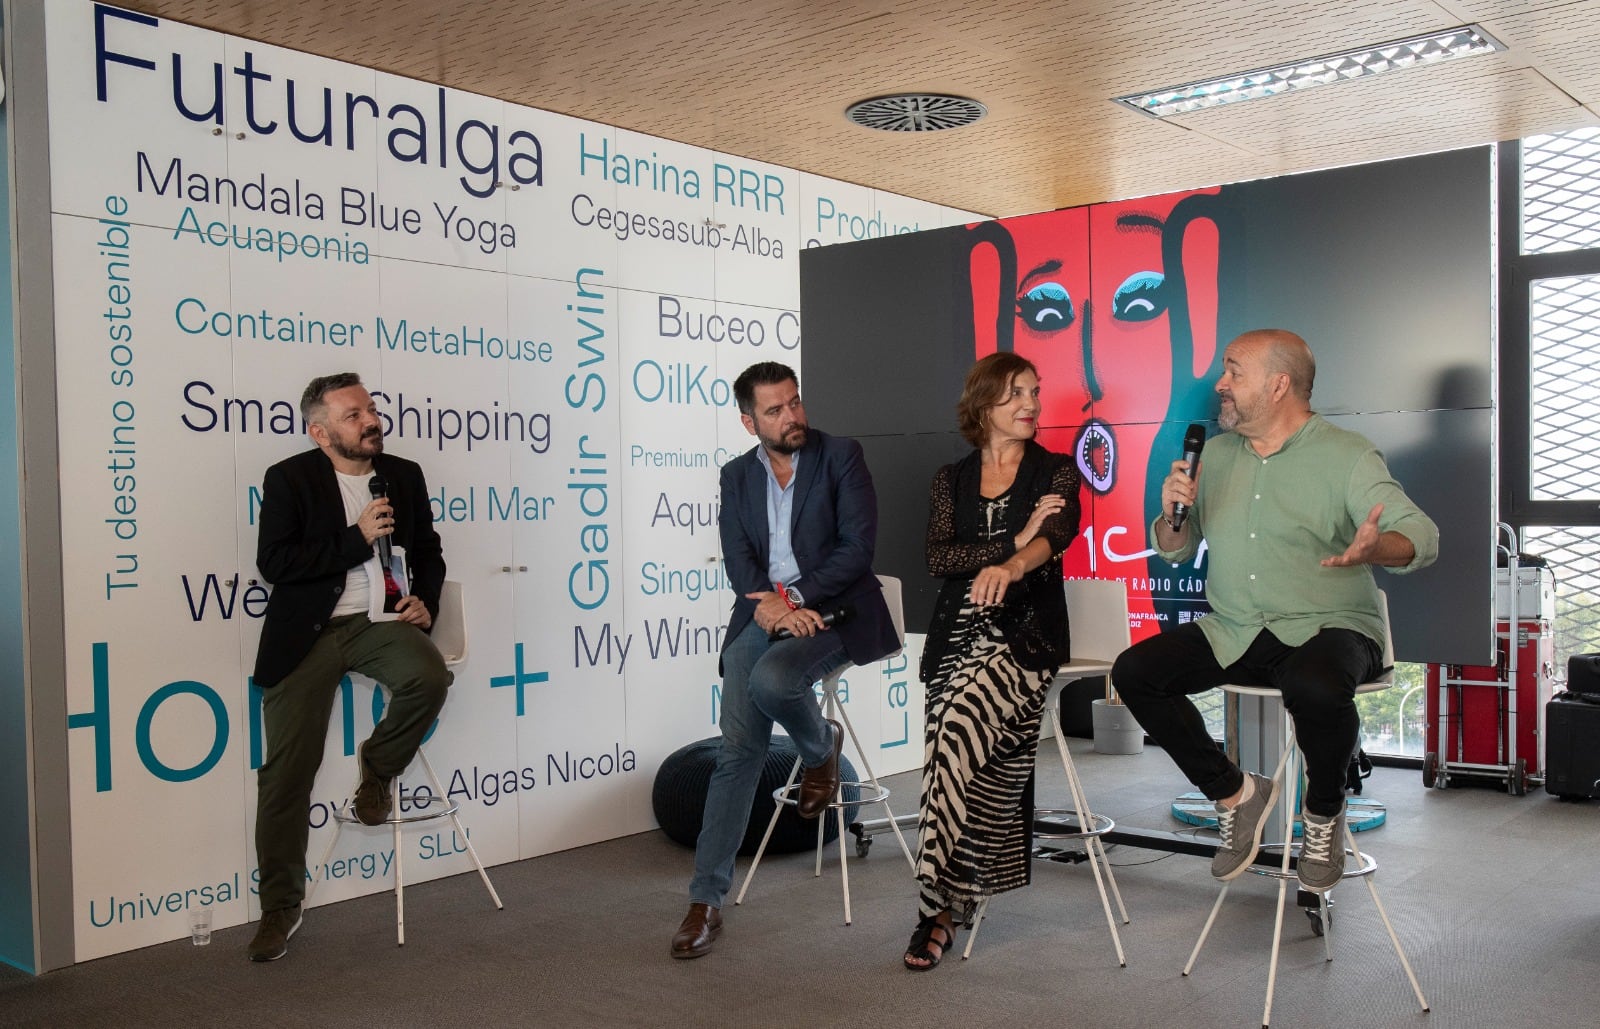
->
[915,601,1053,923]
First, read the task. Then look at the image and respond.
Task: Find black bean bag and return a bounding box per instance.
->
[652,735,863,855]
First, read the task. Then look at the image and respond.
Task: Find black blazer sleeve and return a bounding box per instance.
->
[256,459,371,586]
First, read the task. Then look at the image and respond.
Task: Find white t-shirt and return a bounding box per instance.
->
[331,470,375,617]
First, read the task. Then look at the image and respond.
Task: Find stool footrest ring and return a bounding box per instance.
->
[331,794,461,826]
[772,781,890,808]
[1247,842,1377,881]
[1032,807,1115,841]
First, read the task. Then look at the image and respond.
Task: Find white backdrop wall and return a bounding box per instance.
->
[44,0,963,961]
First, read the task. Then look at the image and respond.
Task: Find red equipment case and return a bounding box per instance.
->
[1423,532,1556,795]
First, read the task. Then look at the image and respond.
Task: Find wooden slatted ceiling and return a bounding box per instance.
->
[116,0,1600,217]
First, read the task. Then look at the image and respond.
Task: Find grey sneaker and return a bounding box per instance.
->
[1297,805,1347,893]
[247,904,302,962]
[1211,772,1280,880]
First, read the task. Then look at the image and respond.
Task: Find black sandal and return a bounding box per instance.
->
[903,914,956,971]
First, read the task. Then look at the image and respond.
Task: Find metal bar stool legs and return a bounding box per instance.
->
[734,673,914,925]
[308,744,503,945]
[964,686,1129,964]
[1343,809,1430,1015]
[1183,713,1428,1027]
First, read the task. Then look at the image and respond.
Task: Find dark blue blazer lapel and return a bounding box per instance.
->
[789,431,824,534]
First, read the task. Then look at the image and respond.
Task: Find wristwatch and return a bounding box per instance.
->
[784,584,804,610]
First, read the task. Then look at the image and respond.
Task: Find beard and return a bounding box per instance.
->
[761,423,808,455]
[1218,391,1260,432]
[330,427,384,461]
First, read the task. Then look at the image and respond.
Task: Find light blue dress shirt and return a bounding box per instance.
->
[757,447,802,596]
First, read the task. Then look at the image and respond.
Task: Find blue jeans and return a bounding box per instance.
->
[688,618,851,907]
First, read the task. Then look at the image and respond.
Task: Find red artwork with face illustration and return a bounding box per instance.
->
[964,189,1224,640]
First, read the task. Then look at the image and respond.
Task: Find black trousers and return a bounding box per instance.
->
[1112,622,1381,817]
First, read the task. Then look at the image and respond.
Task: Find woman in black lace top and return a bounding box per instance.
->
[903,352,1082,970]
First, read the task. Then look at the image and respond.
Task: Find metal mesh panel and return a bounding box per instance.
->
[1522,128,1600,679]
[1523,528,1600,678]
[1529,273,1600,501]
[1523,127,1600,255]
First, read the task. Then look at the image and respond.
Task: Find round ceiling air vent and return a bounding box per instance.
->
[844,94,987,132]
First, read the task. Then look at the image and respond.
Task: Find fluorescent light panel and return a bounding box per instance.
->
[1115,25,1503,118]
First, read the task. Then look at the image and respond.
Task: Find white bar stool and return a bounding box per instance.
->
[306,581,504,945]
[965,577,1132,964]
[734,575,915,926]
[1183,591,1428,1026]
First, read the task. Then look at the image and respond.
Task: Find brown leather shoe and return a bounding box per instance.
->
[670,903,722,959]
[796,719,843,818]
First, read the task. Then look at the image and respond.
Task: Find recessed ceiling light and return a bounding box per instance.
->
[845,94,987,132]
[1114,24,1503,118]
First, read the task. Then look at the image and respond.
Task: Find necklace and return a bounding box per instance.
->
[982,494,1010,540]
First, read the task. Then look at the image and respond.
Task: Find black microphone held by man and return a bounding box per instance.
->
[369,474,403,611]
[368,475,393,567]
[1168,423,1207,531]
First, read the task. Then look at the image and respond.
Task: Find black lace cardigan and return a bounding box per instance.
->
[920,440,1082,680]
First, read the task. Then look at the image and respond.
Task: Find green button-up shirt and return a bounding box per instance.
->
[1151,414,1439,667]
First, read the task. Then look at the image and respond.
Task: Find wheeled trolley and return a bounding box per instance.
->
[1423,525,1555,795]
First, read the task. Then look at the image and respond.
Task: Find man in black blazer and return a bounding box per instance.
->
[247,372,452,962]
[671,362,900,959]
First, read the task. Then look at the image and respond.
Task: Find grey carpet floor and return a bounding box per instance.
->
[3,742,1598,1028]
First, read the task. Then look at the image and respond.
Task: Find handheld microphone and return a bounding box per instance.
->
[1169,424,1207,531]
[368,475,393,569]
[769,604,854,642]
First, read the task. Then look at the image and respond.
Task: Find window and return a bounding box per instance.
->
[1503,127,1600,686]
[1523,128,1600,255]
[1529,274,1600,501]
[1523,527,1600,675]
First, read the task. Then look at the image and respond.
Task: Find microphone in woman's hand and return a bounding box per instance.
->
[769,604,854,641]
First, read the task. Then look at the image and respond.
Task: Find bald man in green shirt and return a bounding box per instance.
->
[1112,329,1438,893]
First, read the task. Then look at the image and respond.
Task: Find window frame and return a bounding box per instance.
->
[1497,138,1600,532]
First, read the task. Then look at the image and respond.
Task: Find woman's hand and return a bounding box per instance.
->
[1015,493,1066,550]
[969,556,1026,606]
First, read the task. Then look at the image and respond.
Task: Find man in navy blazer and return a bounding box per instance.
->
[671,362,900,959]
[247,372,452,962]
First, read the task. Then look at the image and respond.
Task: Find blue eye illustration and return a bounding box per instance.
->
[1018,282,1075,332]
[1111,271,1166,322]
